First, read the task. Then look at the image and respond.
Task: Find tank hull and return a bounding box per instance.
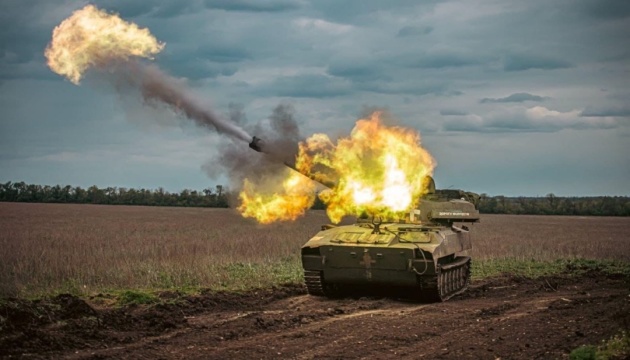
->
[301,221,474,301]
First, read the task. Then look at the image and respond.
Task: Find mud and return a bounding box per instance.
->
[1,272,628,359]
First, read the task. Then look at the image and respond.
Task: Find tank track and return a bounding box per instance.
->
[304,270,326,296]
[305,257,471,301]
[423,256,471,302]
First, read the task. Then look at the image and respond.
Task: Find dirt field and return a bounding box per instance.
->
[2,269,628,359]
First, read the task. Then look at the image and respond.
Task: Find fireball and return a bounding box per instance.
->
[45,5,164,84]
[238,170,318,224]
[239,112,436,224]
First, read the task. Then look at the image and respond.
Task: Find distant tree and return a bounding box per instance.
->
[215,186,229,208]
[0,182,17,201]
[72,186,87,204]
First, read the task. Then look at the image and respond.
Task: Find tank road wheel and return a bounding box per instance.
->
[304,270,343,298]
[419,256,471,302]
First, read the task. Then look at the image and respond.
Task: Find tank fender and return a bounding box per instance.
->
[431,230,472,259]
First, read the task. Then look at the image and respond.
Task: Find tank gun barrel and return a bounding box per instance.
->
[248,136,335,189]
[248,136,264,152]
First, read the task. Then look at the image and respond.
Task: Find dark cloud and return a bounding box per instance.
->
[92,1,157,18]
[157,46,242,80]
[150,2,199,18]
[396,25,433,37]
[195,45,252,63]
[356,81,450,96]
[0,1,56,65]
[601,51,630,62]
[258,74,352,98]
[160,56,238,79]
[311,0,437,23]
[203,0,303,12]
[580,106,630,117]
[480,93,547,103]
[409,52,482,69]
[443,107,618,133]
[503,54,573,71]
[440,109,468,116]
[442,118,483,132]
[0,60,57,82]
[580,0,630,19]
[326,63,390,82]
[93,0,199,18]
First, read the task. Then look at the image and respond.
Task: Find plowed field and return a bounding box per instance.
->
[2,270,628,359]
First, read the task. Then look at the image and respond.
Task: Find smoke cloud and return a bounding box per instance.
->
[203,103,304,193]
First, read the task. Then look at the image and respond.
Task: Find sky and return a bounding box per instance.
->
[0,0,629,197]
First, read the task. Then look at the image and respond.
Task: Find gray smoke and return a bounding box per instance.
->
[100,61,308,202]
[116,62,252,143]
[255,103,301,165]
[203,103,304,201]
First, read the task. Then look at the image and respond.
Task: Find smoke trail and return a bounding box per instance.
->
[122,62,251,142]
[45,4,251,143]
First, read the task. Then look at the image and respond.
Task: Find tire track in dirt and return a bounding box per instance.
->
[2,273,628,359]
[204,293,564,360]
[63,298,421,359]
[195,304,431,359]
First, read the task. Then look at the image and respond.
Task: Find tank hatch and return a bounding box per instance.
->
[330,231,394,244]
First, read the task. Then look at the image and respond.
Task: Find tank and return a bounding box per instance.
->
[301,177,480,301]
[248,136,480,301]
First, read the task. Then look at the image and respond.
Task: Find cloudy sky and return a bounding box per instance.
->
[1,0,629,196]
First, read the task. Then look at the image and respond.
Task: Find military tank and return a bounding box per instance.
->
[301,178,480,301]
[248,136,480,301]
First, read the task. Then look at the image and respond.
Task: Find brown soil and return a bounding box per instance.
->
[1,271,629,359]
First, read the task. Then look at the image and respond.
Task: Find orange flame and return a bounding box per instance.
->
[45,5,164,84]
[237,170,317,224]
[239,112,435,224]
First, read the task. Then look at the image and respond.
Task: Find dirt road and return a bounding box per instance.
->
[2,271,629,359]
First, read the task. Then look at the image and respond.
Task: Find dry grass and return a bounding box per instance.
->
[471,214,630,261]
[1,203,629,297]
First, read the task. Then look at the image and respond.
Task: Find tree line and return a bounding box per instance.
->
[477,193,630,216]
[0,181,228,208]
[0,181,628,216]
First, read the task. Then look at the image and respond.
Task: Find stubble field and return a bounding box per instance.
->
[1,202,629,359]
[1,202,629,297]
